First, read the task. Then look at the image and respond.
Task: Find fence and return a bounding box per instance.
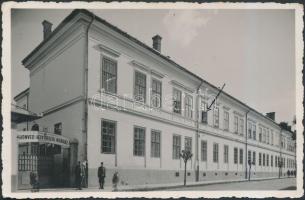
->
[18,154,53,174]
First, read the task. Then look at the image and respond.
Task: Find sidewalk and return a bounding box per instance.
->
[18,176,295,192]
[114,176,295,191]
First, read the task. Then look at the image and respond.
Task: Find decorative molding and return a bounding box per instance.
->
[233,111,244,118]
[223,106,230,111]
[130,60,150,72]
[97,44,121,57]
[170,80,195,93]
[150,69,164,79]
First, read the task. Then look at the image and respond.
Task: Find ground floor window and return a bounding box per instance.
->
[134,126,145,156]
[151,130,161,158]
[213,143,219,163]
[201,140,207,161]
[101,119,116,154]
[173,135,181,159]
[224,145,229,163]
[259,153,262,166]
[234,147,238,164]
[239,149,243,164]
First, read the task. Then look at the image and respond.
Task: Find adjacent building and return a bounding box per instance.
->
[14,9,296,188]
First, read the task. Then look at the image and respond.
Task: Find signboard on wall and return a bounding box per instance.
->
[17,131,70,148]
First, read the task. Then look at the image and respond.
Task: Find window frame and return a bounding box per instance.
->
[134,70,147,103]
[224,145,229,163]
[101,119,116,154]
[101,56,118,94]
[213,143,219,163]
[133,126,146,157]
[151,130,161,158]
[224,110,230,131]
[173,88,182,114]
[151,78,162,108]
[172,134,181,159]
[184,94,193,119]
[201,140,207,162]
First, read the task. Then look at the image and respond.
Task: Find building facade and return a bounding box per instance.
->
[15,9,296,188]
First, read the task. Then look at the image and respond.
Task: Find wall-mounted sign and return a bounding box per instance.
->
[17,131,70,148]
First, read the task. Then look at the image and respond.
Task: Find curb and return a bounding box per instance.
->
[118,177,296,191]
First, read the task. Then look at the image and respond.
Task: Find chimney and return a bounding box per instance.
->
[42,20,53,40]
[152,35,162,52]
[266,112,275,121]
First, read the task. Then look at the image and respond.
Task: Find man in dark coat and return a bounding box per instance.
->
[97,162,106,189]
[75,161,82,190]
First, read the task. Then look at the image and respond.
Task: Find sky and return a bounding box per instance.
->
[11,8,296,124]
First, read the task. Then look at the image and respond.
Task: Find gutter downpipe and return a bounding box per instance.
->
[195,81,203,182]
[245,110,250,180]
[279,128,283,178]
[83,14,95,187]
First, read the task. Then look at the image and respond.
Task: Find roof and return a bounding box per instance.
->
[21,9,289,131]
[11,104,42,123]
[14,88,29,101]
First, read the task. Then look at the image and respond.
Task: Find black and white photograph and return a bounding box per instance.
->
[2,2,303,198]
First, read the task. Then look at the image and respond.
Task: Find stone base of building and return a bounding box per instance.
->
[88,168,287,187]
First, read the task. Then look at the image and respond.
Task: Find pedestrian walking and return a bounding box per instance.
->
[80,161,86,188]
[75,161,82,190]
[97,162,106,189]
[112,171,119,192]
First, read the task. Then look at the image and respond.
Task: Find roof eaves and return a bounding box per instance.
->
[14,88,29,101]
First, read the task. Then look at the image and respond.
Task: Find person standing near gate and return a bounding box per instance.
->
[75,161,82,190]
[97,162,106,189]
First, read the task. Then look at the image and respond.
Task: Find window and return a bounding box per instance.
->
[234,116,238,134]
[234,147,238,164]
[248,122,252,139]
[224,145,229,163]
[185,137,192,153]
[267,130,270,144]
[239,149,243,164]
[54,123,62,135]
[271,155,273,167]
[102,57,117,93]
[248,150,251,163]
[213,143,219,163]
[266,154,269,166]
[239,118,244,135]
[213,106,219,128]
[134,127,145,156]
[259,153,262,166]
[263,153,265,166]
[271,130,274,145]
[151,79,162,108]
[263,129,266,143]
[201,140,207,161]
[252,151,256,165]
[151,130,161,158]
[253,124,257,140]
[185,95,193,119]
[134,71,147,103]
[101,120,116,154]
[201,100,208,124]
[173,135,181,159]
[259,127,262,142]
[224,111,229,131]
[173,89,182,114]
[275,156,278,167]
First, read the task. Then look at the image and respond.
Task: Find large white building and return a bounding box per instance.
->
[14,9,296,189]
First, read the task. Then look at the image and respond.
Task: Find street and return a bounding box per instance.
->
[167,178,296,191]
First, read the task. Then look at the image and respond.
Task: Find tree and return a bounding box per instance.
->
[180,150,193,186]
